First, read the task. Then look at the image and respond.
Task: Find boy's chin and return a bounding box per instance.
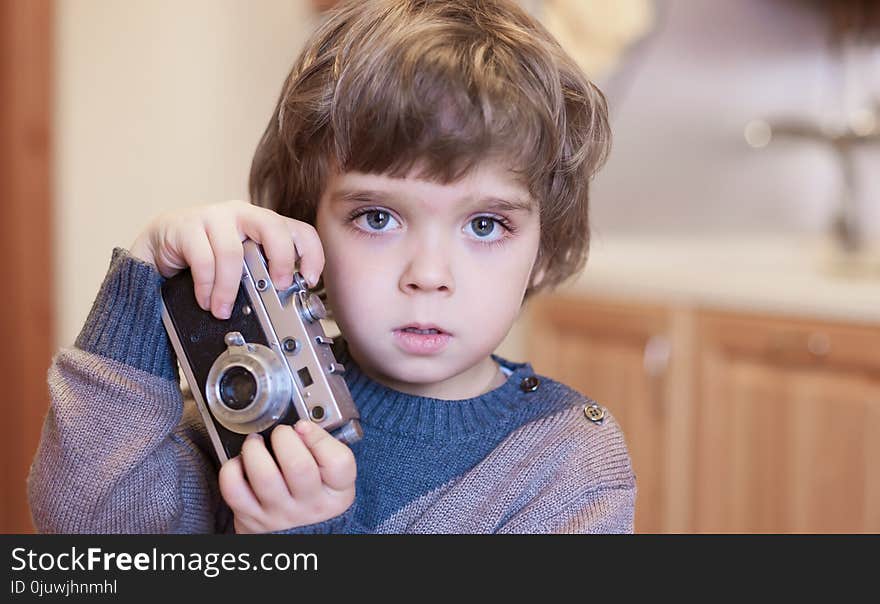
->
[380,354,455,380]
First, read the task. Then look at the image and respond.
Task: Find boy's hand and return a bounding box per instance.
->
[218,420,357,533]
[129,200,324,319]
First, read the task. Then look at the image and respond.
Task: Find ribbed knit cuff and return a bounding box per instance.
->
[268,502,357,535]
[75,247,178,381]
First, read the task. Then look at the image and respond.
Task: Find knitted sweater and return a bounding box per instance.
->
[27,248,636,534]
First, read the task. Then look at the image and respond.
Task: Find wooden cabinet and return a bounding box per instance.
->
[1,0,53,533]
[524,295,880,533]
[693,312,880,533]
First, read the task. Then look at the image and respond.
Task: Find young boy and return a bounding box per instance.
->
[28,0,635,534]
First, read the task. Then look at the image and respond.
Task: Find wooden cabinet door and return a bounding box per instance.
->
[0,0,53,533]
[526,295,675,533]
[693,312,880,533]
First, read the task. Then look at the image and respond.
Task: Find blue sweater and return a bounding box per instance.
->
[27,248,636,533]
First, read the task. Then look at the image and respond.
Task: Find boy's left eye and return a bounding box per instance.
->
[469,216,500,239]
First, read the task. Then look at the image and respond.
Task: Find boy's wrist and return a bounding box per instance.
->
[74,247,178,381]
[267,502,357,535]
[129,232,158,268]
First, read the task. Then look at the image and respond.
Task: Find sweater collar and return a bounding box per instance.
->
[332,338,538,440]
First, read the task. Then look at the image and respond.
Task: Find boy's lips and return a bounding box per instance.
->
[393,322,452,335]
[392,327,452,355]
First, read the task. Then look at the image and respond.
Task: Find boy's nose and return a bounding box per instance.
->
[399,244,454,295]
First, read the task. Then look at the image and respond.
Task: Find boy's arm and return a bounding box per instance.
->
[27,248,226,533]
[494,407,636,535]
[496,484,636,534]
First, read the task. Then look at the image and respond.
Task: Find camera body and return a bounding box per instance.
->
[160,239,361,464]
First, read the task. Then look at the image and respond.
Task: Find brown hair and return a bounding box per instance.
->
[249,0,611,304]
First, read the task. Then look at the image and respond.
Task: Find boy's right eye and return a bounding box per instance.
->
[348,207,400,233]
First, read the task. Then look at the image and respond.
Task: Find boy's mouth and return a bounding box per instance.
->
[392,324,453,355]
[394,323,451,336]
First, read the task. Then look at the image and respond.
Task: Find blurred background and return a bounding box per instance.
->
[2,0,878,533]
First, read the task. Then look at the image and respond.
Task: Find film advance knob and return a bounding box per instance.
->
[291,272,309,293]
[301,292,327,323]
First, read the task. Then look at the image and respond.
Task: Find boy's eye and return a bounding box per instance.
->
[354,209,399,232]
[470,216,496,238]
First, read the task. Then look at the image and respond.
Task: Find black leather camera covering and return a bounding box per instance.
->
[161,269,300,460]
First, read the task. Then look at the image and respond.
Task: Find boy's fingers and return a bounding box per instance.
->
[284,219,325,288]
[236,207,298,290]
[178,226,215,311]
[294,420,356,492]
[270,424,322,500]
[204,217,245,319]
[239,433,291,509]
[218,456,261,516]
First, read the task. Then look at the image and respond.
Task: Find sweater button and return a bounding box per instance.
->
[584,403,605,423]
[520,376,540,392]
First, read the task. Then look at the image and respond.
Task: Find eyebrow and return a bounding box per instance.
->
[330,189,535,214]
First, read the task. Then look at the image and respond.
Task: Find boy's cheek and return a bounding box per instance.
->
[326,246,398,289]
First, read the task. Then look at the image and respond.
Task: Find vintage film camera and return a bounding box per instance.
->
[160,239,362,464]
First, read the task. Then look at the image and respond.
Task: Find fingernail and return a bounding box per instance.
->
[245,432,262,442]
[295,420,312,434]
[218,303,232,319]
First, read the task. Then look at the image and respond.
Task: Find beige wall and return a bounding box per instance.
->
[590,0,880,236]
[54,0,316,348]
[53,0,529,360]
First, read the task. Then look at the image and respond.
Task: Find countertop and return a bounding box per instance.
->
[556,232,880,325]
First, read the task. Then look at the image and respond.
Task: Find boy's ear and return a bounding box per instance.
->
[528,264,547,289]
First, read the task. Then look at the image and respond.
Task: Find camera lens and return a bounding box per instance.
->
[218,366,258,410]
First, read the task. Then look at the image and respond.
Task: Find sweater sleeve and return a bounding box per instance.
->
[27,248,227,534]
[496,483,636,534]
[494,406,637,534]
[267,502,362,535]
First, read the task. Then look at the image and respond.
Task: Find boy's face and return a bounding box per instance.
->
[314,158,542,400]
